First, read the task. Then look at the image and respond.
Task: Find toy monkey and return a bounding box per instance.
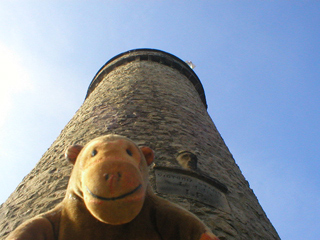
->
[6,134,219,240]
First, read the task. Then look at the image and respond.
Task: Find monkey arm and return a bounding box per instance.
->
[5,217,55,240]
[150,195,219,240]
[6,206,60,240]
[200,231,220,240]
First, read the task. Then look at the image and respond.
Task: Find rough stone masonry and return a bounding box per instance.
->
[0,49,280,239]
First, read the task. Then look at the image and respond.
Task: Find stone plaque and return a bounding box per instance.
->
[154,166,230,212]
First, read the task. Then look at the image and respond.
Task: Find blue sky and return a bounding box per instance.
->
[0,1,319,239]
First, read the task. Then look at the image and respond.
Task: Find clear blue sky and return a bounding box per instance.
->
[0,1,319,239]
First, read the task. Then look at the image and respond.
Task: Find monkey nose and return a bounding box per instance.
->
[103,172,122,181]
[103,173,109,181]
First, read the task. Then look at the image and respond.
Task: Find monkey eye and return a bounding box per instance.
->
[91,149,98,157]
[126,149,133,156]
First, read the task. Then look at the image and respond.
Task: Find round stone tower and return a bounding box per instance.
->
[0,49,279,239]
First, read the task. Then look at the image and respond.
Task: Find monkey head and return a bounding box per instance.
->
[65,134,154,225]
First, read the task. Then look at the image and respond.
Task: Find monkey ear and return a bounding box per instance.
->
[140,146,154,166]
[65,145,83,165]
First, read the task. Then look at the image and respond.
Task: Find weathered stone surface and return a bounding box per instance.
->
[0,49,279,239]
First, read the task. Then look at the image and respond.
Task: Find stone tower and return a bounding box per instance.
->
[0,49,279,239]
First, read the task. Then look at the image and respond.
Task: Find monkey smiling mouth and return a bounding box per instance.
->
[86,184,142,201]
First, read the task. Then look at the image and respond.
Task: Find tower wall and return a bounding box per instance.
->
[0,49,279,239]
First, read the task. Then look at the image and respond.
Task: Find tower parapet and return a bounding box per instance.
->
[86,49,207,108]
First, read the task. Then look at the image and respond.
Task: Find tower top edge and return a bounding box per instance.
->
[85,48,208,109]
